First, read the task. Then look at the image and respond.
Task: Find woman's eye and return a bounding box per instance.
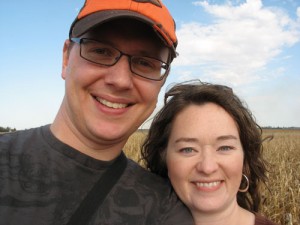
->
[218,146,233,151]
[179,147,194,154]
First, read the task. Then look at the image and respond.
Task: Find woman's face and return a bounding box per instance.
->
[166,103,244,217]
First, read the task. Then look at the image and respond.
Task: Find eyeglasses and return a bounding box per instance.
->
[70,38,170,81]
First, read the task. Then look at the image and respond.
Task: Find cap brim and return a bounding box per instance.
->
[70,10,177,57]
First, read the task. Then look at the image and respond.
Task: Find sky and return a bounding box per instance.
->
[0,0,299,130]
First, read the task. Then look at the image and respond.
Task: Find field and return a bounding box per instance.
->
[124,129,300,225]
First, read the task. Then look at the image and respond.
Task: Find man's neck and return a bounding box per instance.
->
[50,107,127,161]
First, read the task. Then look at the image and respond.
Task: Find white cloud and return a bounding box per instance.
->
[174,0,300,84]
[244,75,300,127]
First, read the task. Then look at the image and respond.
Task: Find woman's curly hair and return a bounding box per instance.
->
[141,80,269,212]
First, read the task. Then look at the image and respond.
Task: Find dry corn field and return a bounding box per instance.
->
[124,129,300,225]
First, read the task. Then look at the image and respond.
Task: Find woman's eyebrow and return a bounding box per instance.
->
[175,137,199,144]
[216,135,238,141]
[174,135,238,144]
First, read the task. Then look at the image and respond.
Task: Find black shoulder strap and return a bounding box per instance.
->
[66,152,127,225]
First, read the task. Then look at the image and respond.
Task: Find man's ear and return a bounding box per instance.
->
[161,67,170,86]
[62,39,71,80]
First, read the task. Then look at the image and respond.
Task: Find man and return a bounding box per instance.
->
[0,0,193,224]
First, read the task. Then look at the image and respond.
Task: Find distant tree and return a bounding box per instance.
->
[0,126,16,132]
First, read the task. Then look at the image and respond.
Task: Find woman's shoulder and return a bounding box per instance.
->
[255,213,279,225]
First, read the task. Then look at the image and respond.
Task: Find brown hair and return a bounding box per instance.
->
[141,80,268,212]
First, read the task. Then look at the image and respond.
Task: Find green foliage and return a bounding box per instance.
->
[0,126,16,132]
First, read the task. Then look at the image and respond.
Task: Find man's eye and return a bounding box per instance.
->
[133,57,162,71]
[134,57,155,68]
[92,48,111,56]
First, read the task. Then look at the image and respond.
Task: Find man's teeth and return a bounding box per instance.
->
[98,98,128,109]
[196,181,220,188]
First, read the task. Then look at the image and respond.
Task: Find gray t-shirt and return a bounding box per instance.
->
[0,125,193,225]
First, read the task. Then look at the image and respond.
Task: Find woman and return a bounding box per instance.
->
[142,81,278,225]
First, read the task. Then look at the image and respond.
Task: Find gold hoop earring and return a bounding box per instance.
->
[239,174,249,192]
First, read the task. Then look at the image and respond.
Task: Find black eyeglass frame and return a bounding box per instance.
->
[70,38,170,81]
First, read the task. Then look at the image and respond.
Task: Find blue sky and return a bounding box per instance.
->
[0,0,299,130]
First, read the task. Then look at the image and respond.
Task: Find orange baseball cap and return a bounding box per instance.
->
[69,0,178,58]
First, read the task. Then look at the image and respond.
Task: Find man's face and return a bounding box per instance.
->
[61,20,170,148]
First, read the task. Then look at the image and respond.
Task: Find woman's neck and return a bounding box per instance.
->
[192,204,255,225]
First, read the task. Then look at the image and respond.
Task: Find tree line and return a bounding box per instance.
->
[0,126,17,132]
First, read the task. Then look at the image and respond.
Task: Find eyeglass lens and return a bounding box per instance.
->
[78,38,168,81]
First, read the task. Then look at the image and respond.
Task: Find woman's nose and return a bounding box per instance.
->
[196,150,218,174]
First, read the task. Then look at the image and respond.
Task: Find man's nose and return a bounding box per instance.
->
[104,55,134,90]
